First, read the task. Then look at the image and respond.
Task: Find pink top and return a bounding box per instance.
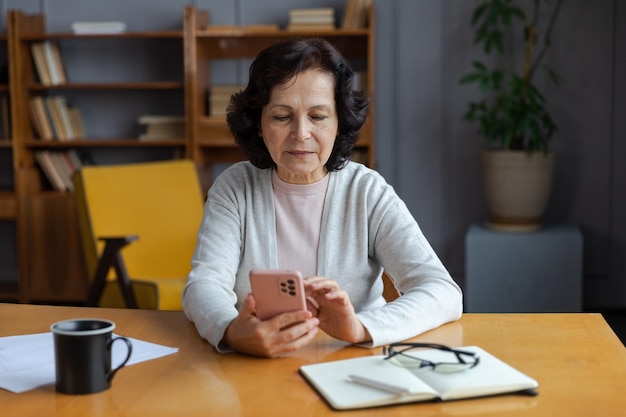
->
[272,170,330,277]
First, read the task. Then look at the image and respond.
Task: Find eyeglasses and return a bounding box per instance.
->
[382,343,480,373]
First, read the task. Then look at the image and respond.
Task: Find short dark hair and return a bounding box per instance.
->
[226,38,369,171]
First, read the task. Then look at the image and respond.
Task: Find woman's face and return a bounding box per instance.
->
[260,69,338,184]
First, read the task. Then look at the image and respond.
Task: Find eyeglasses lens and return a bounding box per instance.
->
[386,346,478,373]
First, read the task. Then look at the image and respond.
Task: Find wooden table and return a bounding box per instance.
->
[1,303,625,416]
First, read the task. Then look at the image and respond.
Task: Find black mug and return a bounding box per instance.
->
[51,318,133,395]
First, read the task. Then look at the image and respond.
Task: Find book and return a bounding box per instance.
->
[288,15,334,25]
[43,41,67,85]
[34,96,82,141]
[199,24,279,34]
[54,96,75,140]
[30,43,52,85]
[34,150,83,192]
[34,151,66,191]
[138,115,185,140]
[289,8,335,17]
[288,7,336,30]
[48,151,75,191]
[67,106,85,139]
[208,85,244,116]
[71,21,127,35]
[342,0,371,29]
[286,23,336,31]
[45,97,68,141]
[299,346,538,410]
[354,0,372,29]
[288,9,335,25]
[342,0,357,29]
[137,115,185,125]
[29,96,54,140]
[65,149,83,172]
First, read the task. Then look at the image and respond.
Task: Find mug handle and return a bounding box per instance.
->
[107,336,133,382]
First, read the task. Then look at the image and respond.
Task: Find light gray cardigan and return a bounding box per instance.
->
[183,161,462,351]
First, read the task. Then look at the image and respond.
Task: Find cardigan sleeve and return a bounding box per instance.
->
[182,171,244,351]
[356,180,463,347]
[182,162,277,352]
[182,165,250,351]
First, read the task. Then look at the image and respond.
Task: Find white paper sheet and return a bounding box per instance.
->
[0,332,179,393]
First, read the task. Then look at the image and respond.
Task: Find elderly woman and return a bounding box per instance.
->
[183,38,462,358]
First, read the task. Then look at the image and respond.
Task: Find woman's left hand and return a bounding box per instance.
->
[304,277,371,344]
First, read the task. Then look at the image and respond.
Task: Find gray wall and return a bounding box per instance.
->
[1,0,624,309]
[375,0,626,309]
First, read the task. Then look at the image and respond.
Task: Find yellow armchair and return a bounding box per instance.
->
[73,159,204,310]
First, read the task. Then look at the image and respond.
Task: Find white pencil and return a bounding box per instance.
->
[348,374,411,396]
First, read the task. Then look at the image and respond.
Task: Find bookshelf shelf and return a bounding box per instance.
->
[200,115,227,124]
[21,31,183,41]
[25,139,186,147]
[190,34,367,60]
[28,82,184,91]
[197,139,239,147]
[196,29,368,38]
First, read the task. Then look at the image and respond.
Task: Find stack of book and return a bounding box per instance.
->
[342,0,372,29]
[287,8,336,31]
[138,115,185,141]
[207,85,244,117]
[34,149,83,192]
[29,96,85,141]
[199,24,279,34]
[30,41,67,86]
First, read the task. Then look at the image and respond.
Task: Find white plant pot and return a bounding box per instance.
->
[481,149,556,232]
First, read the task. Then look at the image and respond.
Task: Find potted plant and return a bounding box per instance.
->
[460,0,565,231]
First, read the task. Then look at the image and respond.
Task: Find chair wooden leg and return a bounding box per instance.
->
[111,249,138,309]
[86,236,139,308]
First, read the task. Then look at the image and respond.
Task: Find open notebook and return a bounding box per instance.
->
[299,346,538,410]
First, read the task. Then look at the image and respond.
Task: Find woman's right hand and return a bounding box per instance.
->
[222,293,319,358]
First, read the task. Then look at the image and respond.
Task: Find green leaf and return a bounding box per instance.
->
[460,74,476,84]
[474,25,488,45]
[471,3,489,26]
[473,61,488,71]
[486,31,505,53]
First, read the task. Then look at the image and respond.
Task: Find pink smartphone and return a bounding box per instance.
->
[249,269,307,320]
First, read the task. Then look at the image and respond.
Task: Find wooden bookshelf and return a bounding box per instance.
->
[7,10,185,303]
[183,5,375,191]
